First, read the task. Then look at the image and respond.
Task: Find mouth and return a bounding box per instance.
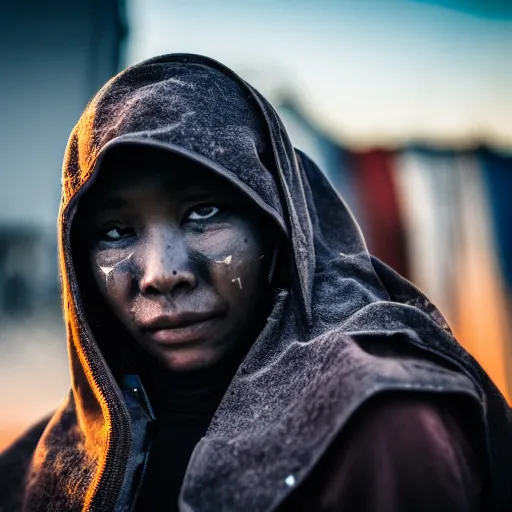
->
[138,312,224,345]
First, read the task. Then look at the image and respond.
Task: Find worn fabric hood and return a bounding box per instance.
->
[2,54,511,512]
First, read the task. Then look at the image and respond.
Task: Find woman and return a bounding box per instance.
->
[0,53,510,511]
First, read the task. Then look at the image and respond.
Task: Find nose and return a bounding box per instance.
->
[138,226,197,297]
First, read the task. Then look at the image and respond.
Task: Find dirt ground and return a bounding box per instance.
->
[0,310,69,452]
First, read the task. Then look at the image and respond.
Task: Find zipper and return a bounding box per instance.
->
[88,388,131,512]
[84,342,131,511]
[128,378,156,512]
[61,200,132,512]
[129,438,152,512]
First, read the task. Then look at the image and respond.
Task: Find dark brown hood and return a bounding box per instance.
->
[2,54,511,512]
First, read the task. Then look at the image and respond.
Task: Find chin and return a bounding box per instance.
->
[158,346,225,373]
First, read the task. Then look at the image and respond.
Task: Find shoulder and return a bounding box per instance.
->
[347,393,475,452]
[288,394,485,511]
[0,416,51,510]
[343,395,482,476]
[334,395,483,509]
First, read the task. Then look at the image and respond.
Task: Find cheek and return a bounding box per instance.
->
[229,240,266,291]
[192,225,267,298]
[91,249,136,308]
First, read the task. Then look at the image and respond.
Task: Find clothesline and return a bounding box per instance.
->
[331,147,512,403]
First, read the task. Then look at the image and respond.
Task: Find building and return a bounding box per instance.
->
[0,0,127,314]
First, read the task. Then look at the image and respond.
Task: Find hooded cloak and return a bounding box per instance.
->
[1,53,511,512]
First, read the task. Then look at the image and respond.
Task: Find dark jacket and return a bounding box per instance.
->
[0,53,511,512]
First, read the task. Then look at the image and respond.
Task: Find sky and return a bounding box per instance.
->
[126,0,512,149]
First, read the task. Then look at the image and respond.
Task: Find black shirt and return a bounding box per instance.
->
[134,356,239,511]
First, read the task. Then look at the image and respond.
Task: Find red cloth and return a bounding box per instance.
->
[282,396,482,511]
[353,150,409,278]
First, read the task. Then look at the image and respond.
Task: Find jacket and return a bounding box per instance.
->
[1,53,511,512]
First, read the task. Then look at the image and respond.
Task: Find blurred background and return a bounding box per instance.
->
[1,0,511,451]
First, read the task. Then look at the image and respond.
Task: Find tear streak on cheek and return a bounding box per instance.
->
[214,254,232,265]
[211,251,266,292]
[98,252,134,288]
[231,277,243,289]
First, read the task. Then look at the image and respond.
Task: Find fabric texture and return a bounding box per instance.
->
[282,395,483,512]
[0,53,511,512]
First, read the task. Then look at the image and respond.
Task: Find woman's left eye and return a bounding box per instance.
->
[187,205,220,221]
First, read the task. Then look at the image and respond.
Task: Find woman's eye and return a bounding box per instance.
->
[100,226,133,241]
[188,205,220,221]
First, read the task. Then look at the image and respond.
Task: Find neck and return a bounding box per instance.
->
[137,344,246,415]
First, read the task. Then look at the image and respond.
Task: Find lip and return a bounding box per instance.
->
[139,312,223,345]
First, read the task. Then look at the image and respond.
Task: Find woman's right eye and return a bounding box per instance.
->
[100,226,134,241]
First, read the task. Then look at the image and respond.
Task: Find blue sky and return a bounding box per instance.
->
[126,0,512,148]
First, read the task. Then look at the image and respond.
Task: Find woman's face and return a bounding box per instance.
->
[81,155,271,372]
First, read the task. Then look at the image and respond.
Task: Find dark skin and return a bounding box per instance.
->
[79,155,272,372]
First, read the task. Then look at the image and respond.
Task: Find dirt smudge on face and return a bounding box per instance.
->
[231,277,243,289]
[215,255,232,265]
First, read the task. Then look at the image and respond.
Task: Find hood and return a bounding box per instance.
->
[24,54,512,511]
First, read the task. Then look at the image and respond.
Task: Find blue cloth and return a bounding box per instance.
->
[479,149,512,290]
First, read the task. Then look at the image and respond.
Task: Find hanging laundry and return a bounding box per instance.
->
[393,148,459,322]
[452,155,511,403]
[352,149,409,279]
[479,149,512,293]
